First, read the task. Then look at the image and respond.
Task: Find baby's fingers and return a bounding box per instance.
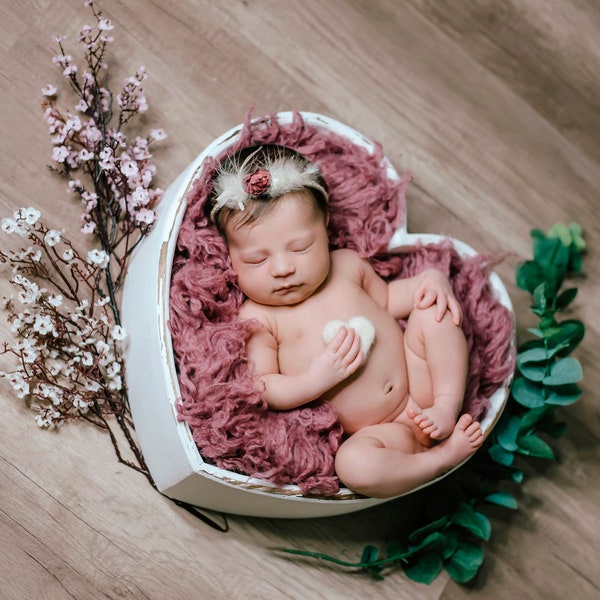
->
[448,297,463,325]
[415,286,436,309]
[435,295,448,321]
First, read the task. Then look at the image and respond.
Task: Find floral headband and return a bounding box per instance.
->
[210,147,328,220]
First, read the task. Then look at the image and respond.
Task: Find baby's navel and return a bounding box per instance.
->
[383,380,395,395]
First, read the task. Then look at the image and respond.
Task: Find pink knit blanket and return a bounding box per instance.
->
[169,111,514,495]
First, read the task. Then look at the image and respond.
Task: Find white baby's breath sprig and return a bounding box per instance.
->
[0,0,165,483]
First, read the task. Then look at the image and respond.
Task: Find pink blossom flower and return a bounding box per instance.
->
[81,220,96,234]
[120,160,139,177]
[131,186,149,207]
[63,64,78,76]
[149,128,167,142]
[52,146,69,163]
[134,208,155,224]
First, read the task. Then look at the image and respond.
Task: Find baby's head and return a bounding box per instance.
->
[209,145,329,235]
[209,146,332,306]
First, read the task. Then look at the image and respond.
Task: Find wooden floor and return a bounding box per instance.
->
[1,1,599,598]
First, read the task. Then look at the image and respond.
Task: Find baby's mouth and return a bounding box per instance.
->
[274,283,301,293]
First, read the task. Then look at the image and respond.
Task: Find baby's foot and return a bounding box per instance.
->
[438,414,484,467]
[407,403,458,441]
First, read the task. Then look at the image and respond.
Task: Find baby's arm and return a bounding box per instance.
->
[244,311,363,411]
[359,254,462,323]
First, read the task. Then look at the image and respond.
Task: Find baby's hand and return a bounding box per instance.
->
[309,327,363,392]
[413,269,462,325]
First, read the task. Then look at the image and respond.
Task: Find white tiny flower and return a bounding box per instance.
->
[106,361,121,378]
[62,248,74,261]
[98,18,114,31]
[33,314,55,335]
[108,375,122,390]
[21,207,41,225]
[96,340,110,354]
[85,380,101,392]
[42,84,57,96]
[110,325,126,341]
[44,229,62,247]
[1,218,17,234]
[81,352,94,367]
[86,248,109,268]
[48,294,63,307]
[30,249,42,262]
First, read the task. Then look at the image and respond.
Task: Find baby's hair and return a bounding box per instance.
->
[209,145,329,234]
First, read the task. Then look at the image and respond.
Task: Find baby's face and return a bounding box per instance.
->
[225,191,330,306]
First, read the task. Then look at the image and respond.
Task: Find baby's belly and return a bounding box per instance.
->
[321,318,409,434]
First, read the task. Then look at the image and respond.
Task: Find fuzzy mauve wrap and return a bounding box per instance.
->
[169,111,514,495]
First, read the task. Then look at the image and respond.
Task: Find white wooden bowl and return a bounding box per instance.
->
[121,112,514,518]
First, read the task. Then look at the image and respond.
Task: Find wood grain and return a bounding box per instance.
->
[1,1,599,598]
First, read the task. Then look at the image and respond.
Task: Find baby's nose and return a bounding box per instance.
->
[271,255,295,276]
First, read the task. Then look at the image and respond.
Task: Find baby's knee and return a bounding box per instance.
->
[334,438,383,494]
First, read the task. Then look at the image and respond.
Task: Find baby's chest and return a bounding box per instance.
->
[274,284,376,364]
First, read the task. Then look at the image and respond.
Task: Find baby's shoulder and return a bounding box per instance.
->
[238,299,275,327]
[330,247,363,268]
[330,248,367,277]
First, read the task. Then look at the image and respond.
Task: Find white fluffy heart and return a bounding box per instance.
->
[322,316,376,358]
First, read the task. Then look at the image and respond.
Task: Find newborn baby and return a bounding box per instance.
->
[210,145,483,498]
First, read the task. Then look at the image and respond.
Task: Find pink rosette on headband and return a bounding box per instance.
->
[243,169,271,195]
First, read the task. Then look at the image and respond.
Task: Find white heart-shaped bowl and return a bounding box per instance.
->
[122,112,514,518]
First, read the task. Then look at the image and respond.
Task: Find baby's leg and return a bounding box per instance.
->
[335,415,483,498]
[404,305,469,440]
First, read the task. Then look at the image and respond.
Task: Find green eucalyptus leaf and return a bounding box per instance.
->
[484,491,518,510]
[440,530,459,560]
[360,544,380,565]
[444,541,484,583]
[555,287,577,311]
[408,532,447,555]
[511,377,545,408]
[517,433,555,459]
[385,539,408,561]
[533,237,570,295]
[539,316,558,331]
[542,357,583,386]
[488,443,515,466]
[545,383,582,406]
[516,260,544,294]
[403,553,443,585]
[517,361,547,383]
[516,347,548,365]
[568,250,583,273]
[452,502,491,541]
[544,320,585,354]
[408,516,449,544]
[518,406,552,435]
[496,414,521,451]
[540,421,567,438]
[527,327,544,338]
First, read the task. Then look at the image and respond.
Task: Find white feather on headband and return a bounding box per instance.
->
[210,148,328,220]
